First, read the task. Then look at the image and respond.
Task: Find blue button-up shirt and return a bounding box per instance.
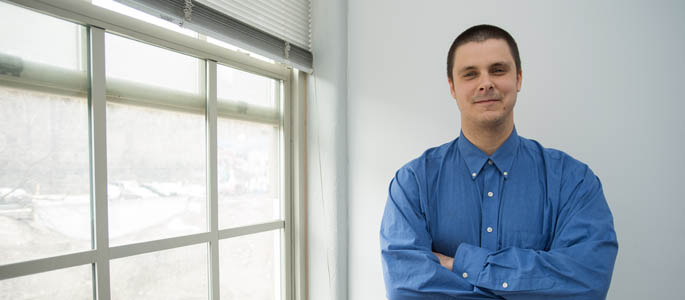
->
[380,128,618,299]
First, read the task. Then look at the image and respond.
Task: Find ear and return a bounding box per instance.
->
[448,78,457,100]
[516,70,522,92]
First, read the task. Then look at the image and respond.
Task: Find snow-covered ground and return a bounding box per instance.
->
[0,181,280,299]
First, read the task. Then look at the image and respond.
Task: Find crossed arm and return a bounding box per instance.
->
[380,167,618,300]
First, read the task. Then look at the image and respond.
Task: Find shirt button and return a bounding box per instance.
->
[503,171,508,176]
[487,227,493,233]
[502,282,508,288]
[488,160,493,165]
[462,272,468,278]
[487,192,493,197]
[472,172,476,177]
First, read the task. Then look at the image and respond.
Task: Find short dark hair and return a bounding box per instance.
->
[446,24,521,82]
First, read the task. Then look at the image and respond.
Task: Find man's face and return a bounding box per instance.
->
[448,39,522,128]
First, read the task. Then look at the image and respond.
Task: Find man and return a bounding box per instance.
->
[380,25,618,299]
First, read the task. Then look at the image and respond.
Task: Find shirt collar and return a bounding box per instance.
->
[457,126,521,180]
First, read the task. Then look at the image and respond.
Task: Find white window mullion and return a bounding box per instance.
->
[217,220,285,240]
[205,59,220,300]
[290,70,307,300]
[0,250,98,281]
[87,25,111,300]
[281,73,293,300]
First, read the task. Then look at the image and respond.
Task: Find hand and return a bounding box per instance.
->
[432,251,454,271]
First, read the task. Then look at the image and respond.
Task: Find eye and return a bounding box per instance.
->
[492,68,505,74]
[463,72,476,78]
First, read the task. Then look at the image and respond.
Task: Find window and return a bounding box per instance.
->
[0,0,90,267]
[109,244,209,299]
[105,32,207,246]
[217,64,281,229]
[0,265,92,299]
[0,1,304,299]
[219,230,281,299]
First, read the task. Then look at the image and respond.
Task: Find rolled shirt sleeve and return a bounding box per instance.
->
[380,167,480,299]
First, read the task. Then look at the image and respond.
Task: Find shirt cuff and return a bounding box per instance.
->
[452,243,489,286]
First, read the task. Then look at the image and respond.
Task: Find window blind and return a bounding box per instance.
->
[115,0,313,72]
[197,0,311,50]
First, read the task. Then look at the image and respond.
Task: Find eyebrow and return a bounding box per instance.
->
[490,62,510,69]
[457,61,511,74]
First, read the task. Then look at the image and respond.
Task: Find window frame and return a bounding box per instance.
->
[0,1,307,300]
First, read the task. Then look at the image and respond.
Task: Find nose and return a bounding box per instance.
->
[478,76,495,93]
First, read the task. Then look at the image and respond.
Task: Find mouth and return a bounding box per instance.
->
[474,99,500,104]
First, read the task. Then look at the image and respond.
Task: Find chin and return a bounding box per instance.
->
[474,115,507,127]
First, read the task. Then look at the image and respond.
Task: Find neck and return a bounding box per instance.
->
[461,120,514,156]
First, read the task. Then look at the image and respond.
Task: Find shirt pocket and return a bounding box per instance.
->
[501,231,548,250]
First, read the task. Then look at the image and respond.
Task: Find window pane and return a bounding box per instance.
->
[110,243,208,300]
[220,230,281,300]
[105,33,206,245]
[217,64,277,109]
[0,3,90,265]
[0,264,92,299]
[0,2,85,71]
[106,32,203,96]
[217,118,280,229]
[107,103,206,246]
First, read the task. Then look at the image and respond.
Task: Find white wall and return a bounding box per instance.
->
[307,0,347,299]
[347,1,685,299]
